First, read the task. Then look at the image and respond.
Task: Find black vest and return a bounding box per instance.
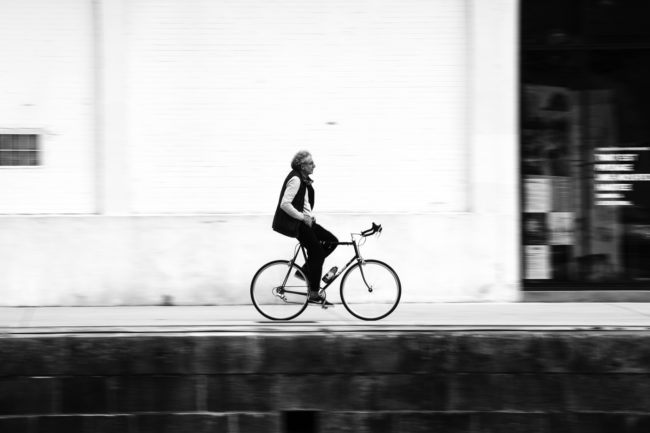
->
[272,170,315,238]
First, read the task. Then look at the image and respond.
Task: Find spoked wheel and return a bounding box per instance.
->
[340,259,401,321]
[250,260,310,320]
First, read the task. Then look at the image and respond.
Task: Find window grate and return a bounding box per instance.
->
[0,134,40,166]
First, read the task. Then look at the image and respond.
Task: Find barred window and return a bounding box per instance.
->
[0,134,40,166]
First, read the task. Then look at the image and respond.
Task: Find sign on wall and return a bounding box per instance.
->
[594,147,650,207]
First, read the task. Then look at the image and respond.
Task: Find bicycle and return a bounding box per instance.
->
[250,223,401,321]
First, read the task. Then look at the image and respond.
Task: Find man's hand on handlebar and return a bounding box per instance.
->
[361,222,382,237]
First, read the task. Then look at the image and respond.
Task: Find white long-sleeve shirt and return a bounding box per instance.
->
[280,176,312,221]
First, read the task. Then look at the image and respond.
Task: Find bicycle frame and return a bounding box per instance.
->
[286,235,373,293]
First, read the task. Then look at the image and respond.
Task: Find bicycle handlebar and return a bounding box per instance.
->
[360,222,382,237]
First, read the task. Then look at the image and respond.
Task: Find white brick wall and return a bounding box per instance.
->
[0,0,95,213]
[126,0,468,214]
[0,0,520,306]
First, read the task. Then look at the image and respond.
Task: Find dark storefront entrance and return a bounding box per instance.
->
[521,0,650,296]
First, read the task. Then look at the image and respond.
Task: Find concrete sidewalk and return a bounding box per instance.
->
[2,302,650,333]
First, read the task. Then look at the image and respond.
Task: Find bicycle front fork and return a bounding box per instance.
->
[357,260,373,292]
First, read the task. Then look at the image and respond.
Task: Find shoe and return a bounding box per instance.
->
[308,292,333,307]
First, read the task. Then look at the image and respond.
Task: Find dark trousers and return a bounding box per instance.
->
[297,222,338,293]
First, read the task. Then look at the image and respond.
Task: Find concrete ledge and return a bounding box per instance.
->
[3,331,650,376]
[523,290,650,302]
[2,331,650,432]
[2,412,650,433]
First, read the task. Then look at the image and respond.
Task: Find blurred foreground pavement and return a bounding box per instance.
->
[2,302,650,333]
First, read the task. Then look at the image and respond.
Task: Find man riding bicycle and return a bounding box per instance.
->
[272,150,338,305]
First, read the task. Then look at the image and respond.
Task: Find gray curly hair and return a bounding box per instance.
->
[290,150,312,171]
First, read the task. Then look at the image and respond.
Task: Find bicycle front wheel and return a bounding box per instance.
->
[251,260,310,320]
[340,259,401,321]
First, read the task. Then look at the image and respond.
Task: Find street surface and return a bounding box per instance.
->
[2,303,650,334]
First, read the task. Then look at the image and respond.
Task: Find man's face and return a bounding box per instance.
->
[302,156,315,175]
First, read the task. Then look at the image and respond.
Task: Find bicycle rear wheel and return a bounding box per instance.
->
[340,259,401,321]
[251,260,310,320]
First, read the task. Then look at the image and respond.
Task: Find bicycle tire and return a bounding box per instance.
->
[339,259,401,321]
[250,260,310,320]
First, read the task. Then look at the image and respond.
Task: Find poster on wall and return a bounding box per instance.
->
[551,176,572,212]
[522,85,578,280]
[549,212,574,245]
[524,245,551,279]
[524,176,552,213]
